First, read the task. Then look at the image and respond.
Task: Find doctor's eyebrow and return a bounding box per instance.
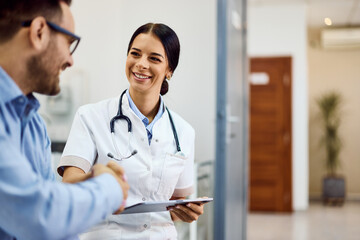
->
[131,48,164,59]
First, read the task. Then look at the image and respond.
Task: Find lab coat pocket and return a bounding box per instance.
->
[157,153,187,196]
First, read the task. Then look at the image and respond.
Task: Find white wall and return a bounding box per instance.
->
[308,28,360,200]
[248,3,309,210]
[40,0,217,164]
[38,0,309,211]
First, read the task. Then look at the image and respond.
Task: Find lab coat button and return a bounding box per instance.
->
[141,138,145,141]
[144,224,147,228]
[142,197,146,201]
[155,139,159,142]
[147,167,150,171]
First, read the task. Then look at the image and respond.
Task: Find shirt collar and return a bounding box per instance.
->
[26,93,40,112]
[126,89,164,127]
[0,66,40,115]
[0,66,23,104]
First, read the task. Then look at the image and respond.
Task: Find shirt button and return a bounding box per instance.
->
[18,98,24,103]
[144,224,147,228]
[142,197,146,201]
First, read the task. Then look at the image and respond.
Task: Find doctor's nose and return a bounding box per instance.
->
[136,57,149,70]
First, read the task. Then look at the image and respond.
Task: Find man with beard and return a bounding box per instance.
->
[0,1,129,239]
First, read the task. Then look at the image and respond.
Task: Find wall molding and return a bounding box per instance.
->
[309,192,360,201]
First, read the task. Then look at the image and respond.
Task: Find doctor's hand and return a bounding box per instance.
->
[91,161,129,214]
[168,197,207,223]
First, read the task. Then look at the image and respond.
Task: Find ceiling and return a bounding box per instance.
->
[248,0,360,28]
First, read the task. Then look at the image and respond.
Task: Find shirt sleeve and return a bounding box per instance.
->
[58,109,97,176]
[0,136,123,240]
[44,129,56,181]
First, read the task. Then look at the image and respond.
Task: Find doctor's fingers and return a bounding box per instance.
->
[114,204,126,215]
[171,208,198,223]
[113,180,129,215]
[110,169,129,200]
[91,164,113,177]
[183,202,204,215]
[107,161,127,181]
[170,206,200,222]
[106,170,129,204]
[118,177,130,200]
[92,164,129,200]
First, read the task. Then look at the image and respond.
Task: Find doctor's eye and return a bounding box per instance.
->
[150,56,161,62]
[130,51,140,57]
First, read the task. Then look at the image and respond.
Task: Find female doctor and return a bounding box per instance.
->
[57,23,205,239]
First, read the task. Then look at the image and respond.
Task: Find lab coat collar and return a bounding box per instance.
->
[119,92,172,140]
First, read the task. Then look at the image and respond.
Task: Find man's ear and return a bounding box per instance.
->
[28,16,50,52]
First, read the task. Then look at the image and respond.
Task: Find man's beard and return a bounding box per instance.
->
[26,40,61,96]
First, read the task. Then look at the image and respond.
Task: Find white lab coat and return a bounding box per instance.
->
[58,93,195,240]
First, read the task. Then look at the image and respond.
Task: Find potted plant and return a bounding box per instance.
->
[316,91,345,205]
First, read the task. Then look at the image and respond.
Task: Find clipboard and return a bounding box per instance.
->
[120,197,213,214]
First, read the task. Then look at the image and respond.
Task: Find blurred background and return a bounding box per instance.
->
[37,0,360,239]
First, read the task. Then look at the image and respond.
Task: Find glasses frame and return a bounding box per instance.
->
[22,20,81,55]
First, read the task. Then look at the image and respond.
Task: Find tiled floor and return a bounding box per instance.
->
[247,201,360,240]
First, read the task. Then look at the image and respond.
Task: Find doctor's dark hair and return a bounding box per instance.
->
[0,0,72,43]
[127,23,180,95]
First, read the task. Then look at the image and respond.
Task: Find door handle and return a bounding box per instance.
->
[226,105,241,142]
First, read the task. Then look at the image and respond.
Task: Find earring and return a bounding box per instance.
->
[166,76,171,81]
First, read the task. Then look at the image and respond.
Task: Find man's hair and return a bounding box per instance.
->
[0,0,72,43]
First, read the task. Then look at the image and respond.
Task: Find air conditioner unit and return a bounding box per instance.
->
[321,28,360,49]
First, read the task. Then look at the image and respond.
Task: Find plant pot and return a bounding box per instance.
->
[322,176,345,205]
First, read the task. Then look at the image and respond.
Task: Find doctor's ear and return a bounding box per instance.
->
[166,73,172,81]
[27,17,51,52]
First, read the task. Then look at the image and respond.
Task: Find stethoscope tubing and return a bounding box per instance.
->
[110,89,182,157]
[165,106,181,152]
[110,90,131,133]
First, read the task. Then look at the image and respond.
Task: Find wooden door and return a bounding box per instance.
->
[249,57,292,212]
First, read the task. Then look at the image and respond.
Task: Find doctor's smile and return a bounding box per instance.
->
[133,72,151,81]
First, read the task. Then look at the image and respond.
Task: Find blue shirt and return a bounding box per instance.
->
[0,67,123,240]
[126,89,165,144]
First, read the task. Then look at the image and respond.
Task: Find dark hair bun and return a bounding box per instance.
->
[160,80,169,95]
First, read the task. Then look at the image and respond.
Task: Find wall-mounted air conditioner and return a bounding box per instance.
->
[321,28,360,49]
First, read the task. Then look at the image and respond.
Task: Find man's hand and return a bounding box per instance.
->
[91,161,129,214]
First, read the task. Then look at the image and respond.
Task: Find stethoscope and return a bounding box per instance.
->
[107,89,184,161]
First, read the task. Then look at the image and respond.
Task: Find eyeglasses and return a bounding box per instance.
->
[22,20,81,55]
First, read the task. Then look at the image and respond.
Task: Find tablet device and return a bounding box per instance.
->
[120,197,213,214]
